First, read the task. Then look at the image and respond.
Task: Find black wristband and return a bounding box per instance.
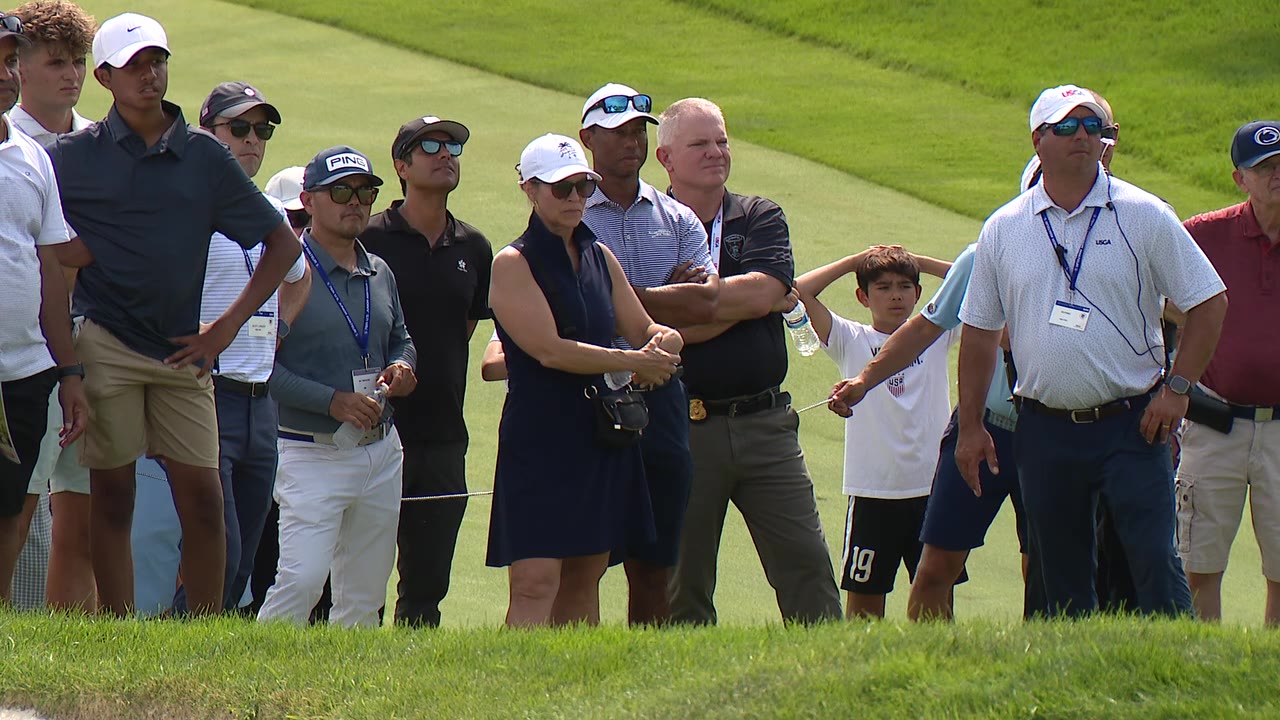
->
[56,363,85,380]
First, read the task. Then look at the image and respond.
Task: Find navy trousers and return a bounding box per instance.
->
[1015,394,1192,618]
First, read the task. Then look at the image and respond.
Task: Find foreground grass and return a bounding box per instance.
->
[1,611,1277,718]
[228,0,1240,220]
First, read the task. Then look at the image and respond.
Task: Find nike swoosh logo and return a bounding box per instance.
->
[126,25,141,32]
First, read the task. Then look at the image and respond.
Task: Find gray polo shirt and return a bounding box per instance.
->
[47,101,283,362]
[273,233,416,433]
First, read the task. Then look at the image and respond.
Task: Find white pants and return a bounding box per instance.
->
[258,427,403,627]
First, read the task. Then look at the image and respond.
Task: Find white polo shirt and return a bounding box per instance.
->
[9,106,91,147]
[200,195,305,383]
[960,166,1224,409]
[823,313,955,498]
[0,115,70,381]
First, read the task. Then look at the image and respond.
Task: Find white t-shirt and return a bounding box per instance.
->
[200,195,305,383]
[0,115,70,381]
[823,313,955,499]
[960,167,1225,409]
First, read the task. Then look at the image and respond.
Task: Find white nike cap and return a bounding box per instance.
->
[92,13,170,69]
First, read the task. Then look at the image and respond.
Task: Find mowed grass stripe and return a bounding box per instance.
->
[226,0,1239,221]
[678,0,1272,200]
[66,0,1265,629]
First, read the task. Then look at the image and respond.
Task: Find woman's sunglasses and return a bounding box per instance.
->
[535,177,597,200]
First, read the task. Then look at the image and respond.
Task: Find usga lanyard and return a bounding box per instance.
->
[301,240,371,365]
[1041,207,1101,295]
[707,205,724,273]
[241,247,255,276]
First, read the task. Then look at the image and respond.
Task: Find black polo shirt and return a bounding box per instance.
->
[361,202,493,444]
[48,101,282,362]
[679,190,794,400]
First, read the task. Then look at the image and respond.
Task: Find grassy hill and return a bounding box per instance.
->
[228,0,1250,219]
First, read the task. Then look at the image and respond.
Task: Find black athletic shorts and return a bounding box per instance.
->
[0,368,57,517]
[840,495,928,595]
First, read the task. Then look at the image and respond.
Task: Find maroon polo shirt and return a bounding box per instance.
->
[1184,201,1280,405]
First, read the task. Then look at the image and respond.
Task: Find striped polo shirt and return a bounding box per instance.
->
[200,194,306,383]
[583,180,712,349]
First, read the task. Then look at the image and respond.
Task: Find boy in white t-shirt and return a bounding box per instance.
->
[796,246,954,618]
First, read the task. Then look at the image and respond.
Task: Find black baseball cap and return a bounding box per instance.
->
[1231,121,1280,169]
[0,13,32,48]
[303,146,384,191]
[199,81,282,128]
[391,115,469,160]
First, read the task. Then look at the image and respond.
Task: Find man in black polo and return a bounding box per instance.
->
[360,116,492,628]
[47,13,300,616]
[657,97,842,624]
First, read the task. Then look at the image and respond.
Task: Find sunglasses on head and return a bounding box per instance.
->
[416,138,463,158]
[582,94,653,121]
[535,177,597,200]
[0,14,22,34]
[326,184,379,205]
[1041,116,1105,137]
[210,119,275,141]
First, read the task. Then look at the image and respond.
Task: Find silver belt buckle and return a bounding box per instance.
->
[1070,407,1099,424]
[1256,407,1275,423]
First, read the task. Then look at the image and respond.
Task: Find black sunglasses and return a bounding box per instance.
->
[327,184,378,205]
[415,138,463,158]
[0,14,22,34]
[210,119,276,141]
[535,177,597,200]
[582,94,653,121]
[1041,116,1105,137]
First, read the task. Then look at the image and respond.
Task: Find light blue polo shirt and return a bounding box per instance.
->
[922,243,1018,425]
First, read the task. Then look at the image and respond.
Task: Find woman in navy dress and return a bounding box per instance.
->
[487,135,684,627]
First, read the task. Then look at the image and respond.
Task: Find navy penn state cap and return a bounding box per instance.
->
[1231,121,1280,169]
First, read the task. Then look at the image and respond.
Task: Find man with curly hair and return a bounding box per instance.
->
[9,0,97,613]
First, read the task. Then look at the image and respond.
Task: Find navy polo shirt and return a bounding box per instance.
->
[361,202,493,443]
[677,190,794,400]
[48,101,283,361]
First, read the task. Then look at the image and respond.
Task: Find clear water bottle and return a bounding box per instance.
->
[604,370,633,390]
[782,301,821,357]
[332,383,389,450]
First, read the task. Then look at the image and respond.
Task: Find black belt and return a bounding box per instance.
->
[698,387,790,418]
[214,376,271,399]
[1020,394,1145,424]
[1229,404,1280,422]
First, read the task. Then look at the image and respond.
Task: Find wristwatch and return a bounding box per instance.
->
[1164,375,1192,396]
[56,363,85,381]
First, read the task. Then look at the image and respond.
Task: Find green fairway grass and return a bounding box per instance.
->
[3,611,1280,719]
[226,0,1244,221]
[61,0,1267,629]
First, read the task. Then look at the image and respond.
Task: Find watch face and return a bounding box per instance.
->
[1168,376,1191,394]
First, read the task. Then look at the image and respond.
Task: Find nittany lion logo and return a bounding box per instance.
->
[326,153,370,173]
[1254,126,1280,147]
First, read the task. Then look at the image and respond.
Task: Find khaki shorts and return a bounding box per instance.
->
[76,320,219,470]
[1176,416,1280,580]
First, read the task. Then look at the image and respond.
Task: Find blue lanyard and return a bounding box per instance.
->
[241,247,255,276]
[1041,207,1101,294]
[301,240,371,365]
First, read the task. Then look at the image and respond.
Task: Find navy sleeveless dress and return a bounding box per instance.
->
[486,214,655,567]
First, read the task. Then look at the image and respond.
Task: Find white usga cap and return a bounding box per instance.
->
[92,13,170,69]
[517,134,601,184]
[1029,85,1106,132]
[265,166,306,211]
